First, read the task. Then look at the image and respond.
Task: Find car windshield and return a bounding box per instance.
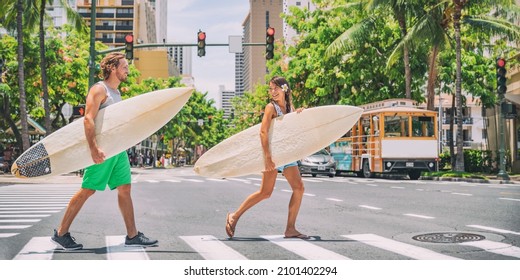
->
[314,149,329,156]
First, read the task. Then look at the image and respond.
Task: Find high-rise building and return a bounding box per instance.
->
[219,85,236,119]
[283,0,315,46]
[240,0,283,94]
[173,46,192,76]
[76,0,171,81]
[235,50,245,97]
[45,0,78,27]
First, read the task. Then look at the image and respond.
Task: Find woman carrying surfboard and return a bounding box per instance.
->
[225,76,309,240]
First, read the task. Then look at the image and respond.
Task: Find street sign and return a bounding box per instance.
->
[229,36,243,53]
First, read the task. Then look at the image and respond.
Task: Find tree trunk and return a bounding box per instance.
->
[16,0,30,151]
[396,13,412,99]
[453,1,465,172]
[40,0,52,136]
[426,45,440,111]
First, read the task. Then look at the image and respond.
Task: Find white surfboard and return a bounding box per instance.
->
[193,105,363,178]
[12,87,194,178]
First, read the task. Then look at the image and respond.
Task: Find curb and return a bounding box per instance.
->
[421,176,518,185]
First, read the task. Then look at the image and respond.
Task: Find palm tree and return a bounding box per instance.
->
[36,0,86,136]
[16,0,30,151]
[326,0,419,99]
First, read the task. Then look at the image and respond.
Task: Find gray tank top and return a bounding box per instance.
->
[97,81,122,109]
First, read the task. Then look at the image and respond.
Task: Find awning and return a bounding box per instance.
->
[5,117,46,135]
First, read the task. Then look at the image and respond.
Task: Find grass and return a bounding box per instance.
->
[422,171,488,180]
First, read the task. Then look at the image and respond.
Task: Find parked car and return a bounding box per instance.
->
[298,149,336,177]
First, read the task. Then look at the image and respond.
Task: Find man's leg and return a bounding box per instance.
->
[57,188,95,236]
[117,184,137,238]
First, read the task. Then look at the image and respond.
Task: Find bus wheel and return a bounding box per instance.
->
[362,160,372,178]
[408,170,421,180]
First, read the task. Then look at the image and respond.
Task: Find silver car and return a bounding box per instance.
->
[298,149,336,177]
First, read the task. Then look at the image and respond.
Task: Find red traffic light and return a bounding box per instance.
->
[125,34,134,44]
[497,58,506,68]
[267,27,275,36]
[198,32,206,41]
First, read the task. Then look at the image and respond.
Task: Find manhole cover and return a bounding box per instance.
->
[412,232,485,243]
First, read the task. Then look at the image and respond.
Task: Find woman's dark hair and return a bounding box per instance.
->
[269,76,291,113]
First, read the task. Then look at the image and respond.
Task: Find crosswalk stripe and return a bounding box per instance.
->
[0,219,41,223]
[0,214,50,218]
[183,179,205,183]
[0,233,19,238]
[206,178,227,182]
[0,225,32,229]
[13,237,56,260]
[165,179,182,183]
[343,234,460,260]
[302,178,323,182]
[0,210,60,214]
[463,240,520,258]
[0,207,64,210]
[106,236,150,260]
[261,235,350,260]
[146,180,160,183]
[179,235,247,260]
[466,225,520,236]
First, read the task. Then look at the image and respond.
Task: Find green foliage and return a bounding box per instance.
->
[439,149,495,173]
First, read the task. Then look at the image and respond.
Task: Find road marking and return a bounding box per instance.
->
[0,214,50,218]
[0,219,41,223]
[179,235,247,260]
[227,178,251,184]
[0,201,69,204]
[303,193,316,197]
[0,207,64,210]
[452,193,473,196]
[404,214,435,219]
[146,180,160,183]
[463,240,520,258]
[0,210,60,214]
[302,178,323,183]
[367,184,378,187]
[0,225,32,229]
[183,179,205,183]
[247,178,262,181]
[13,236,56,260]
[416,189,424,191]
[165,179,182,183]
[499,197,520,202]
[281,189,292,193]
[466,225,520,236]
[206,178,226,182]
[390,186,405,189]
[343,234,459,260]
[261,235,350,260]
[359,205,382,210]
[106,235,150,260]
[327,198,343,202]
[0,233,18,238]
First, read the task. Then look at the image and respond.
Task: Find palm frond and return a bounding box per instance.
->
[325,16,377,58]
[464,15,520,42]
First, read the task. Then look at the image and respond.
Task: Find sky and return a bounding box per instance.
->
[167,0,250,107]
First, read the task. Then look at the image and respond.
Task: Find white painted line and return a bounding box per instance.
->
[359,205,382,210]
[0,210,59,214]
[499,197,520,202]
[0,195,72,198]
[146,180,160,183]
[106,235,150,260]
[0,201,69,204]
[367,184,378,187]
[452,193,473,196]
[463,240,520,258]
[165,179,181,183]
[281,189,292,193]
[466,225,520,236]
[390,186,405,189]
[303,193,316,197]
[0,233,19,238]
[0,219,41,223]
[343,234,459,260]
[0,225,32,229]
[302,178,323,183]
[247,178,262,181]
[0,214,50,218]
[206,178,226,182]
[227,178,251,183]
[0,207,64,210]
[179,235,247,260]
[416,189,424,191]
[404,214,435,219]
[13,236,56,260]
[261,235,350,260]
[183,179,205,183]
[327,198,343,202]
[254,183,261,187]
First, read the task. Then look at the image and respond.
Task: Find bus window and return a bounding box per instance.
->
[412,116,434,137]
[384,115,409,137]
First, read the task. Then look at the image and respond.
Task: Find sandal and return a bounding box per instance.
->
[225,213,235,238]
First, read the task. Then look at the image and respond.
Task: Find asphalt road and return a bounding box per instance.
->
[1,167,519,261]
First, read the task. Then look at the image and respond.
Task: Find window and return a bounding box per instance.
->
[411,116,434,137]
[384,115,409,137]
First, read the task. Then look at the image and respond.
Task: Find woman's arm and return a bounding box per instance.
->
[260,103,276,172]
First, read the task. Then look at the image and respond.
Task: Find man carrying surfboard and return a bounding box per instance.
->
[51,52,158,250]
[225,76,309,240]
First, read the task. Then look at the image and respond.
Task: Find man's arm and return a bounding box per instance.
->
[84,84,107,164]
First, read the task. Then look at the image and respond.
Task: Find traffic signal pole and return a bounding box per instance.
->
[496,57,510,181]
[96,42,266,55]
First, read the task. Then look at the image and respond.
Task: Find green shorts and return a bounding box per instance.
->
[82,151,131,191]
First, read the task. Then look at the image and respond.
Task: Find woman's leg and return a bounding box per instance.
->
[282,166,306,238]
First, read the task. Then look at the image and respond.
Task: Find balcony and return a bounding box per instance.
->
[96,25,115,31]
[116,13,134,19]
[442,117,473,125]
[115,25,133,31]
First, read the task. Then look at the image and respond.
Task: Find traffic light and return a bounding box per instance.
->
[497,57,507,94]
[266,27,275,60]
[197,31,206,57]
[124,34,134,60]
[73,105,85,116]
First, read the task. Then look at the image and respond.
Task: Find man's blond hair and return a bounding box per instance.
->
[99,52,126,80]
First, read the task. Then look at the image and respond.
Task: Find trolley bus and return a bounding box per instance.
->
[329,99,438,180]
